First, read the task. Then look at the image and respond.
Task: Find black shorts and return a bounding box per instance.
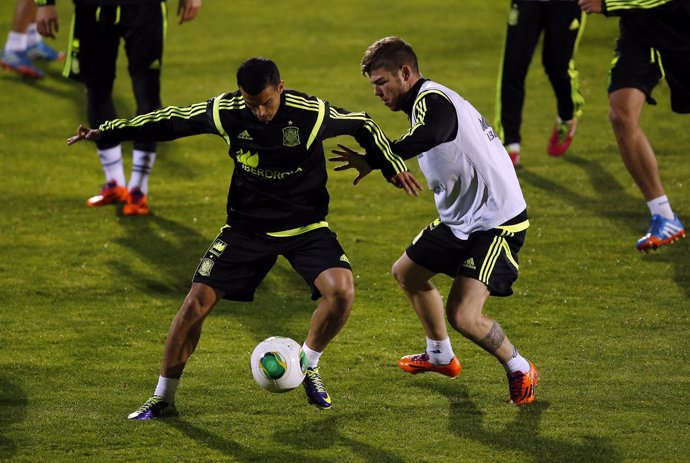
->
[192,226,352,302]
[609,11,690,113]
[405,214,527,297]
[64,2,166,85]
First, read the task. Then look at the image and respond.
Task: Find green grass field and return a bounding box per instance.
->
[1,1,688,462]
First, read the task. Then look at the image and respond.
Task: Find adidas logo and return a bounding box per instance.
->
[237,130,253,140]
[339,254,350,264]
[462,257,476,270]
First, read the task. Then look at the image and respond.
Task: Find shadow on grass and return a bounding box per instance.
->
[520,154,690,296]
[417,381,620,463]
[167,415,405,463]
[112,214,211,295]
[518,154,641,235]
[0,68,82,102]
[0,377,27,459]
[168,418,331,463]
[274,416,406,463]
[641,244,690,297]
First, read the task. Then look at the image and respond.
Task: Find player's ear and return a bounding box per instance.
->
[400,65,412,82]
[277,80,285,93]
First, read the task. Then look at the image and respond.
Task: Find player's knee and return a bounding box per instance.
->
[608,104,634,132]
[391,260,411,289]
[177,288,215,325]
[324,283,355,312]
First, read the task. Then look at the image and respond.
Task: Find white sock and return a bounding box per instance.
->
[26,23,42,48]
[154,375,179,404]
[302,343,322,369]
[426,336,455,365]
[97,145,126,186]
[503,350,530,374]
[647,195,674,220]
[5,31,28,53]
[128,149,156,194]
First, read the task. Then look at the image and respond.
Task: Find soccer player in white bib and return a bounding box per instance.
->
[332,36,539,405]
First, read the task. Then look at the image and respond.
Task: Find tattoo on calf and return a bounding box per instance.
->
[478,321,506,353]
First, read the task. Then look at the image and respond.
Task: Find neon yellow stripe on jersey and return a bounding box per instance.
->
[218,95,245,110]
[212,94,231,145]
[285,97,321,112]
[265,221,329,237]
[399,89,452,145]
[306,99,326,150]
[103,103,207,131]
[416,89,452,106]
[364,120,406,174]
[329,108,406,174]
[285,94,321,110]
[606,0,671,10]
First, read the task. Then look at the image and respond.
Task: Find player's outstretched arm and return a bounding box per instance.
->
[67,125,102,145]
[330,144,422,196]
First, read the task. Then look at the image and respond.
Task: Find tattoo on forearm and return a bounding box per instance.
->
[477,321,506,354]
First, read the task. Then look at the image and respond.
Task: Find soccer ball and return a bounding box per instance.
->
[250,336,307,393]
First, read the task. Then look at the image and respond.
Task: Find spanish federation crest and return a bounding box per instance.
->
[282,125,300,147]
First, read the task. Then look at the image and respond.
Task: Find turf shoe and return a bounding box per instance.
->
[123,187,150,216]
[547,118,577,156]
[507,361,539,405]
[302,367,332,409]
[0,49,44,79]
[26,42,65,61]
[635,214,686,253]
[397,352,461,379]
[127,395,177,420]
[86,180,129,207]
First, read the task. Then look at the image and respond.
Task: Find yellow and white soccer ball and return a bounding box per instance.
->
[250,336,307,393]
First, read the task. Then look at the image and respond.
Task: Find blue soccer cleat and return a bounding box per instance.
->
[636,214,686,253]
[302,367,332,409]
[26,42,65,61]
[0,49,44,78]
[127,395,177,420]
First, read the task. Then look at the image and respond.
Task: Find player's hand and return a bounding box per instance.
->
[329,144,372,185]
[578,0,603,14]
[36,5,59,38]
[178,0,202,24]
[389,171,423,196]
[67,125,102,145]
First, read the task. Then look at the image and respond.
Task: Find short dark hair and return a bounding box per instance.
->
[361,36,419,76]
[236,57,281,95]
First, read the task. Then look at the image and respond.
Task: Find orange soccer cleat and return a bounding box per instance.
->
[398,352,461,379]
[122,187,150,216]
[507,361,539,405]
[86,181,129,207]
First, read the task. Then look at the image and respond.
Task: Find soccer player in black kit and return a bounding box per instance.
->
[67,57,422,418]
